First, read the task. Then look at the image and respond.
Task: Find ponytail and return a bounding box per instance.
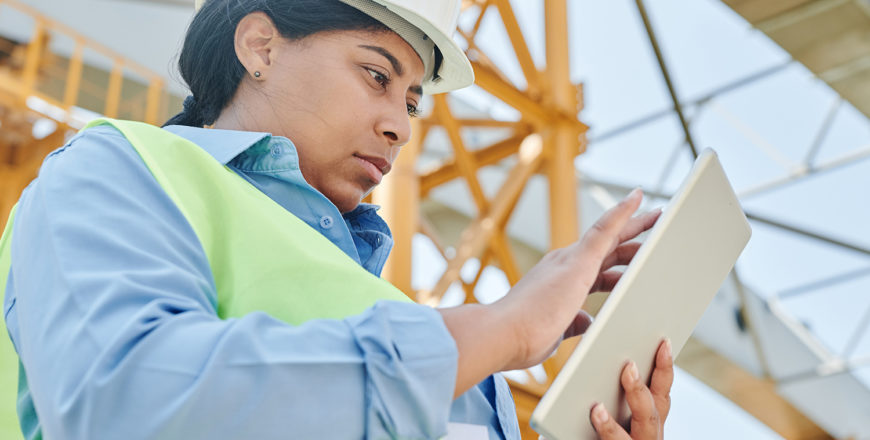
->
[163,95,206,127]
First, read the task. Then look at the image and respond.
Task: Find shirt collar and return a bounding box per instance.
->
[163,124,388,221]
[164,125,271,165]
[162,125,393,275]
[164,125,389,223]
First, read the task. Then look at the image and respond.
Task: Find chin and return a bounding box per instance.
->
[336,203,359,214]
[323,182,370,214]
[332,193,364,214]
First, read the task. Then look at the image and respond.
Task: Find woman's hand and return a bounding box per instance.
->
[439,189,661,397]
[590,340,675,439]
[494,189,661,370]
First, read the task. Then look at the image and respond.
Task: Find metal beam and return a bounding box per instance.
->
[581,176,870,258]
[678,338,834,440]
[819,52,870,83]
[430,95,523,284]
[778,265,870,300]
[746,212,870,257]
[471,62,588,132]
[544,0,581,248]
[755,0,851,33]
[471,62,552,127]
[843,301,870,358]
[419,132,530,196]
[541,0,584,384]
[738,143,870,198]
[732,269,774,379]
[803,97,841,166]
[589,61,791,144]
[493,0,542,95]
[374,119,423,298]
[432,95,490,210]
[634,0,699,158]
[418,135,544,306]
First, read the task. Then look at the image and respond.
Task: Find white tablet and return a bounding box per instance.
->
[530,148,751,440]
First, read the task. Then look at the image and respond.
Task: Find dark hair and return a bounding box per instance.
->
[163,0,388,127]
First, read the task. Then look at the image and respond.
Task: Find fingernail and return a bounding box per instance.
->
[664,338,673,362]
[629,362,639,381]
[620,188,641,204]
[592,403,609,424]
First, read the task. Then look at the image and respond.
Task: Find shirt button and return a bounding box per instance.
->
[270,144,283,158]
[319,216,334,229]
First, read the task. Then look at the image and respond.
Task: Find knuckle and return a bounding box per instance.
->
[589,222,608,235]
[544,248,568,265]
[630,380,647,394]
[631,411,659,428]
[543,248,560,261]
[601,420,619,435]
[660,396,672,417]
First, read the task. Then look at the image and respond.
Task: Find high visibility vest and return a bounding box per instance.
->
[0,118,412,439]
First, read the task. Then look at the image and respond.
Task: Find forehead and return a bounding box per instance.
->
[299,29,425,79]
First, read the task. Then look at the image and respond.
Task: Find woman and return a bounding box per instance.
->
[1,0,673,439]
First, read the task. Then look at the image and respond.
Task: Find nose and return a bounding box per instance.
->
[375,100,412,147]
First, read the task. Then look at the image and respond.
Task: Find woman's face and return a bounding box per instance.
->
[219,17,425,213]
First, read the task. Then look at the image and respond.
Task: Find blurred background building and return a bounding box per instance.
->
[1,0,868,438]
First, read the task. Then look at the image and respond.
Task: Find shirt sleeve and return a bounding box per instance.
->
[5,126,458,440]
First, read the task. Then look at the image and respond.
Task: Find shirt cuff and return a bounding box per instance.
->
[346,300,458,439]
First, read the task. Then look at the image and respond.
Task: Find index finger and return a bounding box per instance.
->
[572,188,644,262]
[617,208,662,244]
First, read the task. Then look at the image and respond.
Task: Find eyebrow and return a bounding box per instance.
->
[359,44,423,97]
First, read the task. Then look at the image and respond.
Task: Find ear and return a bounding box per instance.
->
[234,11,280,79]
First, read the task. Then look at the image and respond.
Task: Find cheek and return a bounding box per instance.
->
[270,71,377,165]
[304,80,372,134]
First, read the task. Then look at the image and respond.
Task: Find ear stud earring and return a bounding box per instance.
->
[254,71,261,78]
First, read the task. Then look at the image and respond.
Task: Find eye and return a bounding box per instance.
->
[366,68,390,89]
[407,103,421,118]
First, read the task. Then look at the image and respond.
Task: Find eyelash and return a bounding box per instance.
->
[366,68,421,118]
[407,104,421,118]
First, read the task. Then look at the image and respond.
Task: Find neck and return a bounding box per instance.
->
[212,80,269,132]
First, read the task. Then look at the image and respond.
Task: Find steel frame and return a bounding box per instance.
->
[374,0,865,438]
[371,1,586,437]
[4,0,867,438]
[0,0,168,127]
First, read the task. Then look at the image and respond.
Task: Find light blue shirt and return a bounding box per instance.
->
[3,124,520,440]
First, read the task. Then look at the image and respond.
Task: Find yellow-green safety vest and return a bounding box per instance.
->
[0,118,412,439]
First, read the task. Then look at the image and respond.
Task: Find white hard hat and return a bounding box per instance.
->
[193,0,474,94]
[337,0,474,94]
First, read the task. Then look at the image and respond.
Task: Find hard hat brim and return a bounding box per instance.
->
[369,2,475,95]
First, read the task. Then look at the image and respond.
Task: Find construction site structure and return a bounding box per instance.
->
[5,0,870,438]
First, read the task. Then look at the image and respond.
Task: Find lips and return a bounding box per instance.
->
[354,154,391,184]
